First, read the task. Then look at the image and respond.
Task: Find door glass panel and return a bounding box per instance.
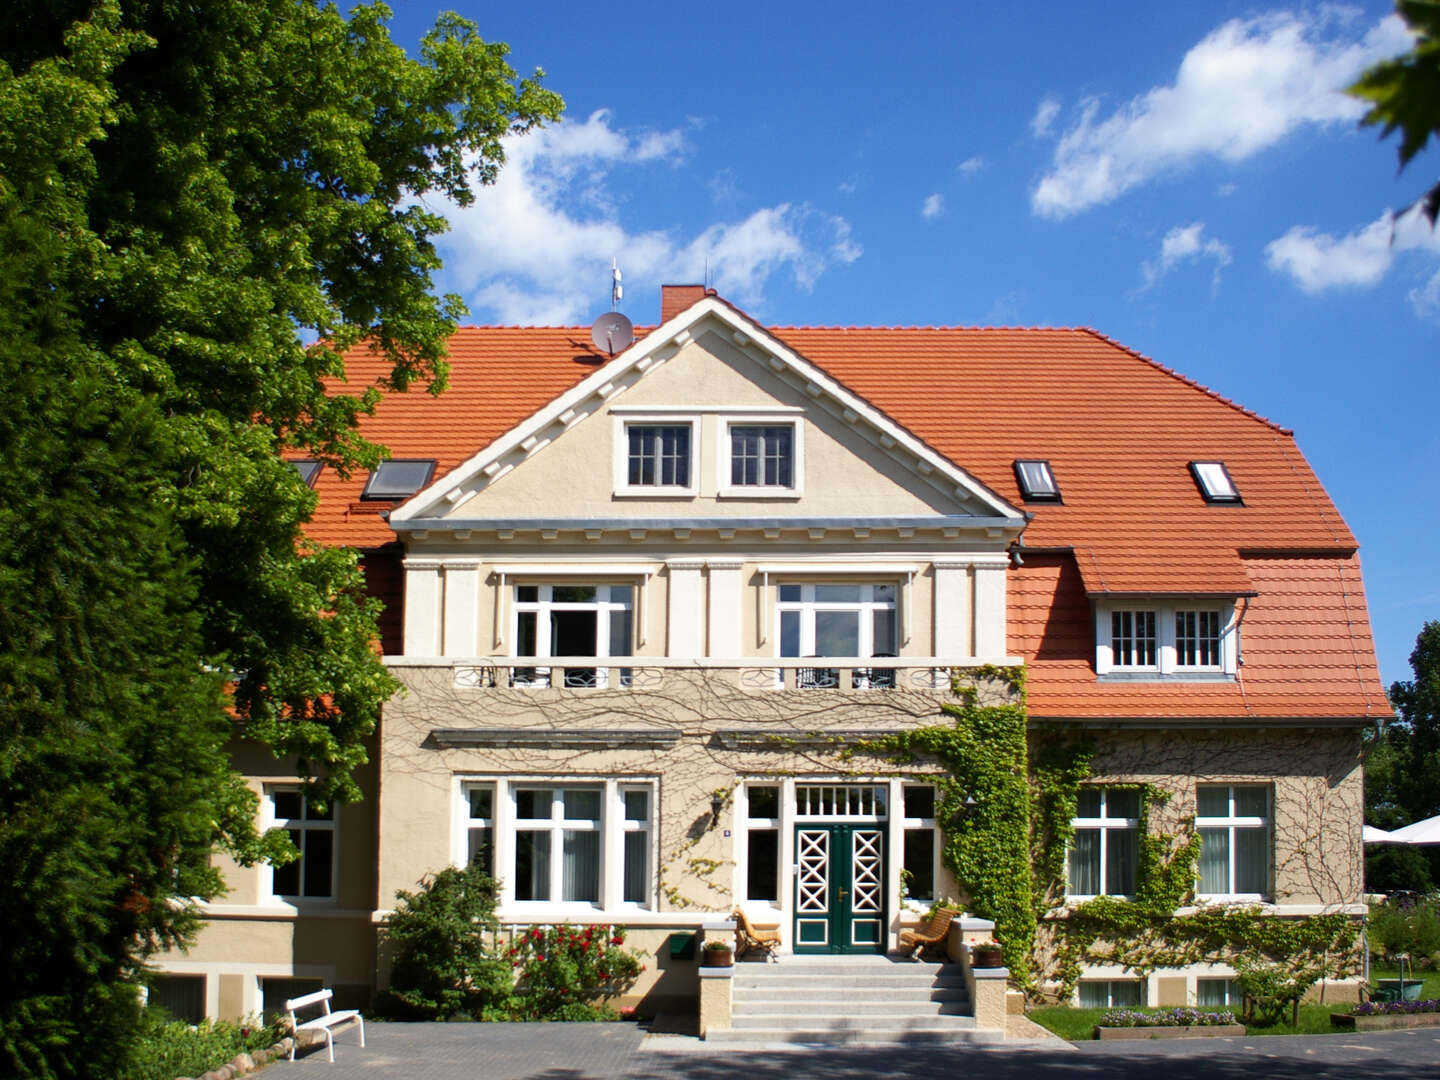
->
[814,610,859,656]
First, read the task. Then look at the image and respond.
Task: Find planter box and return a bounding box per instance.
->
[1094,1024,1246,1041]
[1331,1011,1440,1032]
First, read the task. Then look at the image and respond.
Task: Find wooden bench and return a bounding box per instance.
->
[733,907,781,961]
[898,907,957,960]
[286,988,365,1063]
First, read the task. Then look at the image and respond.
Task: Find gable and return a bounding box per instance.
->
[390,301,1023,529]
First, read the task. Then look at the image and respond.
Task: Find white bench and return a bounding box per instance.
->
[285,988,365,1063]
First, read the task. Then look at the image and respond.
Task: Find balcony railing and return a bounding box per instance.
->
[437,657,956,692]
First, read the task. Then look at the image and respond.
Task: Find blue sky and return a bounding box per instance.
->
[383,0,1438,690]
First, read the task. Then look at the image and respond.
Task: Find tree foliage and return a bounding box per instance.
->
[1351,0,1440,224]
[0,2,560,1075]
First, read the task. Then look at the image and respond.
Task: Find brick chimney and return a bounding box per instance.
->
[660,284,708,323]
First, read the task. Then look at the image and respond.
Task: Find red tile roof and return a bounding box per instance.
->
[299,310,1386,720]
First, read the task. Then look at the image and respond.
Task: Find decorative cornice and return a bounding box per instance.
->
[713,728,897,750]
[429,728,682,750]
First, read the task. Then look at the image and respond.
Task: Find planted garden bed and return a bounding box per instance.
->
[1333,997,1440,1031]
[1093,1008,1244,1040]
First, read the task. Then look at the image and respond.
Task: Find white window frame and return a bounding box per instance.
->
[261,786,337,904]
[900,784,939,905]
[1094,601,1236,676]
[740,783,783,905]
[454,777,656,914]
[717,417,803,498]
[1066,788,1140,900]
[1077,979,1145,1008]
[612,416,698,497]
[1195,784,1270,902]
[1195,977,1241,1007]
[775,582,898,659]
[511,583,634,688]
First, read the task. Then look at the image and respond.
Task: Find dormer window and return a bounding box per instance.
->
[289,460,322,487]
[362,459,435,500]
[1014,459,1061,502]
[1190,461,1241,504]
[1096,601,1236,677]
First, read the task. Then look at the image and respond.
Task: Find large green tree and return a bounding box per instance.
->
[0,2,560,1075]
[1351,0,1440,224]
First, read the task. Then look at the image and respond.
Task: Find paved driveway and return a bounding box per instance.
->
[262,1022,1440,1079]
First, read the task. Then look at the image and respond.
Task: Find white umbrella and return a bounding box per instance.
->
[1363,824,1395,843]
[1386,813,1440,845]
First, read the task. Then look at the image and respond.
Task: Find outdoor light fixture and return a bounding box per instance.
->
[710,792,725,825]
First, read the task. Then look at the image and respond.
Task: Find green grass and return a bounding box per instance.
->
[1028,1001,1356,1041]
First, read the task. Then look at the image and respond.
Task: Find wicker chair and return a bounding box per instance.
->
[898,907,957,959]
[733,907,781,961]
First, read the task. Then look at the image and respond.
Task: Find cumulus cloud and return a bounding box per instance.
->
[921,193,944,219]
[1265,206,1440,313]
[1031,97,1060,137]
[957,156,986,176]
[1140,222,1233,291]
[433,109,860,324]
[1031,11,1411,218]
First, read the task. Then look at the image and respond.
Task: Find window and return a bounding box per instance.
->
[623,423,692,491]
[1196,785,1269,899]
[148,975,205,1024]
[778,583,897,688]
[1197,978,1240,1006]
[1097,602,1235,677]
[362,459,435,500]
[1175,609,1223,668]
[902,785,938,902]
[513,584,633,688]
[268,788,335,900]
[745,785,780,902]
[1111,610,1157,668]
[1068,788,1140,897]
[1013,459,1061,502]
[1078,980,1143,1008]
[729,424,794,489]
[1189,461,1241,503]
[289,459,322,487]
[462,780,654,910]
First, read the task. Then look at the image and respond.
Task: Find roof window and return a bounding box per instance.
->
[362,459,435,500]
[1189,461,1241,504]
[289,460,322,487]
[1014,459,1061,502]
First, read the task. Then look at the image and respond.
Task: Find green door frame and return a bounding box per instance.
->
[793,823,886,954]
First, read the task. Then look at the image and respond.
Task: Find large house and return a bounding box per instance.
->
[153,285,1387,1028]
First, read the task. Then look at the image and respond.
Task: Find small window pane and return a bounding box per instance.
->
[815,610,860,656]
[469,788,493,819]
[815,584,862,602]
[516,611,537,657]
[1191,461,1239,502]
[903,830,936,901]
[748,786,780,819]
[903,786,936,818]
[1196,787,1229,817]
[467,827,494,876]
[873,609,897,657]
[552,585,597,603]
[1109,981,1142,1006]
[1015,459,1059,499]
[563,789,601,820]
[624,831,648,903]
[1234,788,1267,817]
[609,608,633,657]
[1199,827,1229,893]
[780,610,801,657]
[304,799,332,822]
[624,789,649,822]
[273,791,302,820]
[1235,828,1268,893]
[562,830,600,902]
[747,829,779,901]
[1078,982,1107,1008]
[516,585,539,603]
[302,830,333,897]
[1106,828,1137,895]
[1069,829,1100,894]
[516,790,551,820]
[363,459,434,499]
[778,584,802,602]
[515,831,551,901]
[273,843,301,897]
[1197,978,1238,1006]
[1107,789,1141,819]
[1075,789,1102,818]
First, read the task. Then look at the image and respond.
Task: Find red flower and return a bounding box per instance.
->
[610,936,623,945]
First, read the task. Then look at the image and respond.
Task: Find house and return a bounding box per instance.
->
[151,285,1387,1026]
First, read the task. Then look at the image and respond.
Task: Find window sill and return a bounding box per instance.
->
[1097,671,1235,683]
[613,486,698,499]
[716,487,801,500]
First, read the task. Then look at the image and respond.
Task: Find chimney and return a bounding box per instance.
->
[660,284,708,323]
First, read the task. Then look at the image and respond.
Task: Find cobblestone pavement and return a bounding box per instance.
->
[261,1022,1440,1079]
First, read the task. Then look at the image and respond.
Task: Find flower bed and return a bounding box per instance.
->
[1333,997,1440,1031]
[1094,1008,1244,1041]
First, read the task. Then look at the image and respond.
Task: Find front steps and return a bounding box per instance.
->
[705,955,1000,1046]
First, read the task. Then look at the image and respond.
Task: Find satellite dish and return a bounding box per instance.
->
[590,311,634,356]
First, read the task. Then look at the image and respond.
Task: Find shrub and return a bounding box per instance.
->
[1098,1007,1237,1028]
[116,1012,280,1080]
[375,863,510,1020]
[1234,957,1320,1027]
[499,925,643,1021]
[1369,893,1440,967]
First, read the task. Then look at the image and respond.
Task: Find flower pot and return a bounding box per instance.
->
[971,945,1003,968]
[702,946,733,968]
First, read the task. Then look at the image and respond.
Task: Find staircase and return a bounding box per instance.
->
[705,955,1000,1046]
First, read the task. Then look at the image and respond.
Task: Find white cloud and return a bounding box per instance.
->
[1031,11,1411,218]
[921,193,944,219]
[1140,222,1233,291]
[433,110,860,324]
[957,156,986,176]
[1410,268,1440,322]
[1265,206,1440,302]
[1031,96,1060,137]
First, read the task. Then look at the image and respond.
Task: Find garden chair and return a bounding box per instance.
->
[733,907,781,961]
[899,907,956,959]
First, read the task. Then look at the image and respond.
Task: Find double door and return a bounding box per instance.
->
[793,823,886,953]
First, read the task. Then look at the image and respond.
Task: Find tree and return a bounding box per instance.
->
[1351,0,1440,224]
[0,3,561,1075]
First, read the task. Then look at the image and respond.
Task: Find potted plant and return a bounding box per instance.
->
[970,940,1004,968]
[702,938,734,968]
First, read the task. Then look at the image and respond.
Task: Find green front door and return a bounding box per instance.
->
[793,823,886,953]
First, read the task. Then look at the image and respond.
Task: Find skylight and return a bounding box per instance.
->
[1014,459,1061,502]
[363,459,436,500]
[1189,461,1241,504]
[289,460,322,487]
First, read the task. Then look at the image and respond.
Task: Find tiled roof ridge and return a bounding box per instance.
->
[1076,327,1293,437]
